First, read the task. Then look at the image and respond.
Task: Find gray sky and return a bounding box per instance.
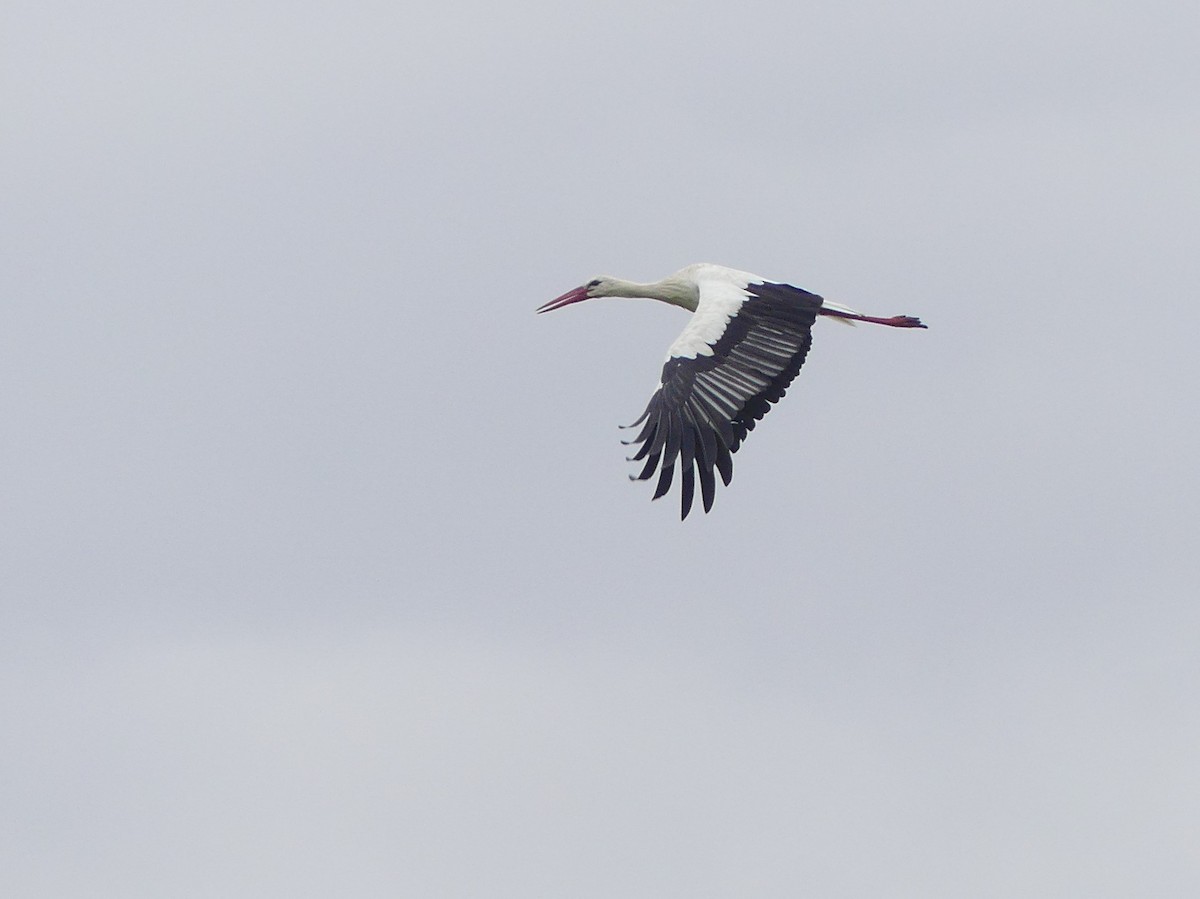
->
[4,0,1199,895]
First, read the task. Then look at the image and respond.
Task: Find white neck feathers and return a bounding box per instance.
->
[598,277,699,311]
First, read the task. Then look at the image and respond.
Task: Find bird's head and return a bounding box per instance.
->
[535,277,614,314]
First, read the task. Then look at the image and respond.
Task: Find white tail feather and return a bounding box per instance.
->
[821,299,862,326]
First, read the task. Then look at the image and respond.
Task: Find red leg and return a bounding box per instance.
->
[819,309,927,328]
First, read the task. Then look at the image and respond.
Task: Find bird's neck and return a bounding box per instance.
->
[606,277,699,312]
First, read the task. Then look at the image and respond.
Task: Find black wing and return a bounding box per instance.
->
[623,282,822,519]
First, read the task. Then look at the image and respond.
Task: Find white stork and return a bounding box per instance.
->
[537,263,926,519]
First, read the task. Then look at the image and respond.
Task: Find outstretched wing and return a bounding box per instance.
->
[623,278,822,519]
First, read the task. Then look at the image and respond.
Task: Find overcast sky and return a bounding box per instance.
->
[3,0,1199,895]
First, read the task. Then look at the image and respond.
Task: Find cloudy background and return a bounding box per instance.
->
[4,0,1199,895]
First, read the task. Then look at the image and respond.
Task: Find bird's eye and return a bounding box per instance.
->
[587,279,601,288]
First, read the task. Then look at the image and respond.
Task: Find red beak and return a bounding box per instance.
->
[536,285,590,314]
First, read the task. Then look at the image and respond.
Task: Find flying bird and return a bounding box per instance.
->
[537,263,926,519]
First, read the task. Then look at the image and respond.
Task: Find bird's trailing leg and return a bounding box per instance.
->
[818,306,927,328]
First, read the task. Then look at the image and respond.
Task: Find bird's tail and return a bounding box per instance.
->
[819,299,862,326]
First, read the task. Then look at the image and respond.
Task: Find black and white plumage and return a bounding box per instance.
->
[537,263,926,519]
